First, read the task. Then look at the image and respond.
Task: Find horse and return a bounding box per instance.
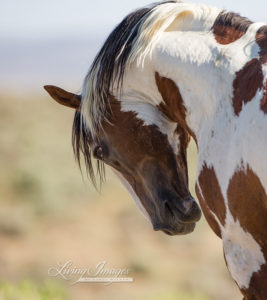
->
[44,1,267,299]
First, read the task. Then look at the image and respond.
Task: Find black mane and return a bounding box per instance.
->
[73,1,177,187]
[84,0,177,129]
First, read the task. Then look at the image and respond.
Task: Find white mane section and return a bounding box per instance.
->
[81,0,221,136]
[128,2,221,67]
[81,63,101,135]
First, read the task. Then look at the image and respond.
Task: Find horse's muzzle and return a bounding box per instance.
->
[152,196,201,236]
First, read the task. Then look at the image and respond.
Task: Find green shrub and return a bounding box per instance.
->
[0,280,67,300]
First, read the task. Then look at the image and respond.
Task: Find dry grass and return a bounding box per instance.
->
[0,93,241,300]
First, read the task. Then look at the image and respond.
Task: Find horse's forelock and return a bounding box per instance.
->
[72,110,105,188]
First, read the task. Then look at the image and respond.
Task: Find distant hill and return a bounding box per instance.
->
[0,36,105,95]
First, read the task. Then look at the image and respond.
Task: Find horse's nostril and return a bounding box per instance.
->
[183,199,192,213]
[181,197,198,215]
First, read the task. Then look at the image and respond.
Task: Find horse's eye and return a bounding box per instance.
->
[93,146,104,160]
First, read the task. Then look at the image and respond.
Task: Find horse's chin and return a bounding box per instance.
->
[153,221,196,236]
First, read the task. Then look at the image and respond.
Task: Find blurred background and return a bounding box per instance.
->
[0,0,266,299]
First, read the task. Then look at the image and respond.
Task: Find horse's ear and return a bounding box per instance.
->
[44,85,81,111]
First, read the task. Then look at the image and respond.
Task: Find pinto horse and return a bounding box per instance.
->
[44,1,267,299]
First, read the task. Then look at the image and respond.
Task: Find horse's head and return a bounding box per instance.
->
[44,1,207,235]
[44,86,201,235]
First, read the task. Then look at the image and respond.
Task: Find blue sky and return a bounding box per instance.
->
[1,0,266,94]
[1,0,266,39]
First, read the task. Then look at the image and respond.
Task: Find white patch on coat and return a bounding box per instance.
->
[222,213,265,289]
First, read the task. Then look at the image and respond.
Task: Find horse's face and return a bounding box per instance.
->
[44,86,201,236]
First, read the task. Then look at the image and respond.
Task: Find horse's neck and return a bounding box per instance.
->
[149,22,267,197]
[153,23,265,144]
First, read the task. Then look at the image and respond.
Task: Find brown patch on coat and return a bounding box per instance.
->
[175,125,190,186]
[232,59,264,116]
[227,167,267,248]
[256,25,267,64]
[256,26,267,115]
[155,72,197,142]
[195,184,222,238]
[241,263,267,300]
[212,11,252,45]
[197,164,226,229]
[260,82,267,114]
[227,167,267,299]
